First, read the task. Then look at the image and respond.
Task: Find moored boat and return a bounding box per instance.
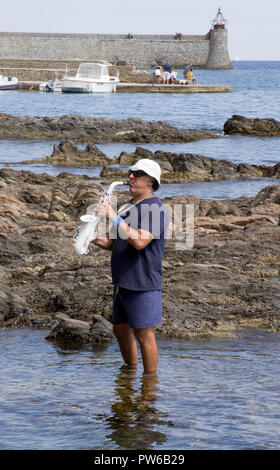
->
[0,75,19,90]
[39,79,62,92]
[61,63,119,93]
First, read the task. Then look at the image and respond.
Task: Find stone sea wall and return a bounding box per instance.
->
[0,30,232,69]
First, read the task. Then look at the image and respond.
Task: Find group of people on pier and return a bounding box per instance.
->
[154,61,197,85]
[155,61,176,84]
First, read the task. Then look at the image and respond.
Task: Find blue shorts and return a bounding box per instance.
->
[112,286,162,329]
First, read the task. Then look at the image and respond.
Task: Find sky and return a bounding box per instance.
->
[1,0,280,60]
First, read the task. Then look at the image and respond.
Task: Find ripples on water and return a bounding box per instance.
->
[0,328,279,450]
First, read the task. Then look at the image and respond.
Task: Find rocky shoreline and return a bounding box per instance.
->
[0,114,217,143]
[20,140,280,183]
[1,168,280,344]
[1,113,279,141]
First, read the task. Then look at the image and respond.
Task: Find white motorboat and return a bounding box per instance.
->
[39,79,62,92]
[61,63,119,93]
[0,75,19,90]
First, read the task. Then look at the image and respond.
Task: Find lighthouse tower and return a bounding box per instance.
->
[206,8,232,69]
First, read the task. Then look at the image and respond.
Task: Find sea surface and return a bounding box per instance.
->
[0,328,280,450]
[0,60,280,199]
[0,61,280,450]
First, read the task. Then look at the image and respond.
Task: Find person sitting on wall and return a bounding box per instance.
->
[174,32,182,40]
[169,68,176,84]
[183,62,192,79]
[186,69,197,84]
[155,65,162,84]
[162,61,172,84]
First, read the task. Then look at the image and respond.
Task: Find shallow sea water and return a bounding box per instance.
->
[0,328,280,450]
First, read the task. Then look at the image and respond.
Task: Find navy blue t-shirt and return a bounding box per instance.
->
[163,63,172,72]
[111,196,170,291]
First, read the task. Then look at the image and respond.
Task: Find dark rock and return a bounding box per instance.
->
[252,184,280,205]
[224,115,280,136]
[21,139,113,167]
[135,146,154,157]
[100,166,128,181]
[0,114,218,143]
[46,313,115,344]
[101,148,278,184]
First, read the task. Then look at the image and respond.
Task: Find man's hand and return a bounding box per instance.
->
[96,202,153,251]
[96,203,117,221]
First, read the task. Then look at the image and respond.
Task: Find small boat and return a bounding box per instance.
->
[39,79,62,93]
[0,75,19,90]
[61,62,119,93]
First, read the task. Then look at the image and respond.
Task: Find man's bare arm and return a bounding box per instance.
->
[92,237,114,251]
[117,223,153,250]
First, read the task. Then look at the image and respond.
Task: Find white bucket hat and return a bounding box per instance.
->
[129,159,161,185]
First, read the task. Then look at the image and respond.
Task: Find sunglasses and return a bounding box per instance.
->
[128,170,147,178]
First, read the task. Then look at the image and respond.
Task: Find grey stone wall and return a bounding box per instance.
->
[206,29,232,69]
[0,31,232,69]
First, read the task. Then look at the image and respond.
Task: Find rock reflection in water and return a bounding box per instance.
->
[104,368,173,449]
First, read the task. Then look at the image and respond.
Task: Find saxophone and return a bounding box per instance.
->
[73,181,124,255]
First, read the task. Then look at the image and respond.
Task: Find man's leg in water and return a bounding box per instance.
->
[113,323,138,369]
[134,327,158,376]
